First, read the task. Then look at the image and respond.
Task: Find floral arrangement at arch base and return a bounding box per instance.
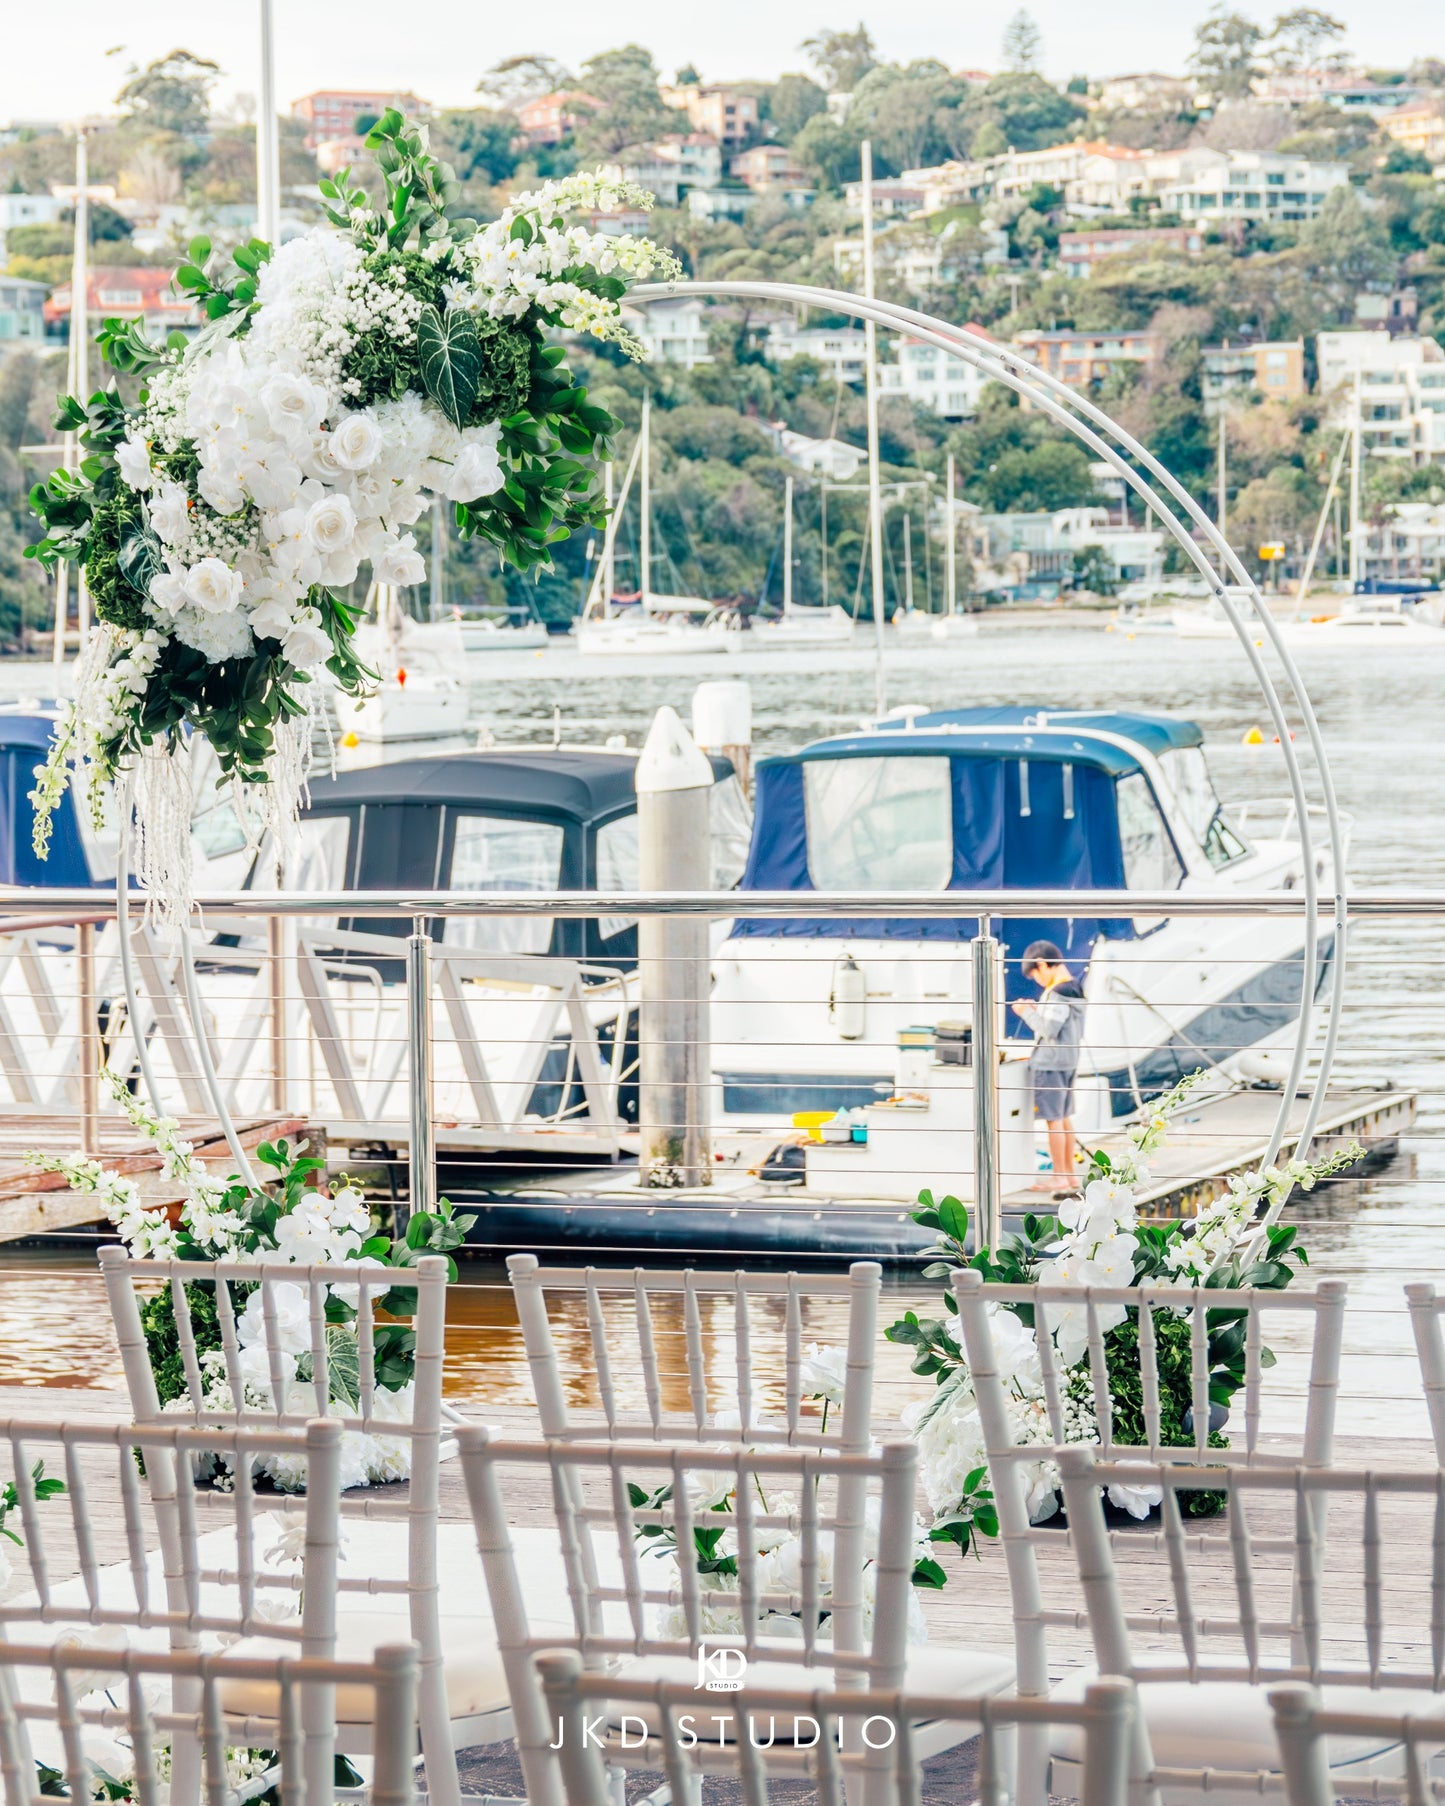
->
[886,1071,1364,1554]
[29,1069,475,1491]
[27,110,677,911]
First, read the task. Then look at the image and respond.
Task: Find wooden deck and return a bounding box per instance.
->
[0,1115,313,1242]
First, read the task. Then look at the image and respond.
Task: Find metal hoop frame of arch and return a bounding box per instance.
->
[630,278,1348,1194]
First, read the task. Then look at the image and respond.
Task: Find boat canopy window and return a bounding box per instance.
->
[710,773,753,891]
[1159,746,1249,870]
[293,816,351,891]
[595,813,639,942]
[803,755,953,892]
[1117,773,1184,891]
[443,814,564,955]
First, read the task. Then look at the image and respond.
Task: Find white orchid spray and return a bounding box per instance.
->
[890,1070,1365,1543]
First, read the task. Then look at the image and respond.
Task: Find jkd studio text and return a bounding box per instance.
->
[547,1714,903,1750]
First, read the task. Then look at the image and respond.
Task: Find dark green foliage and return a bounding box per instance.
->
[471,317,535,425]
[342,251,446,406]
[139,1280,252,1407]
[417,303,482,425]
[1098,1313,1228,1516]
[84,484,152,632]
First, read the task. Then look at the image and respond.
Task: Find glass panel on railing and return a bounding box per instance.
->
[803,755,952,891]
[444,814,564,954]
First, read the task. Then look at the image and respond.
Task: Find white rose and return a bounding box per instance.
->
[261,372,327,439]
[148,482,191,546]
[444,439,504,503]
[305,492,357,556]
[800,1343,848,1405]
[149,570,186,616]
[281,612,332,670]
[372,533,426,587]
[328,411,384,471]
[116,432,154,491]
[182,558,244,615]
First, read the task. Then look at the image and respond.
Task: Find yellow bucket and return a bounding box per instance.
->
[792,1110,836,1144]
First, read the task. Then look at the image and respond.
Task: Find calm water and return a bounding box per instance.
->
[0,627,1440,1435]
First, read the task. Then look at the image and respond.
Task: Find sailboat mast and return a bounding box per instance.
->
[429,499,446,621]
[640,390,652,603]
[72,128,91,648]
[860,139,887,717]
[602,461,614,608]
[902,509,914,612]
[1348,368,1362,591]
[782,474,794,617]
[256,0,280,243]
[1215,401,1227,572]
[945,452,957,616]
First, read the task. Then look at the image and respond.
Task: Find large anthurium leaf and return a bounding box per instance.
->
[417,304,481,428]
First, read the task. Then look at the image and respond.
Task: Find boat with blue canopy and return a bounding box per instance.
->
[712,705,1339,1134]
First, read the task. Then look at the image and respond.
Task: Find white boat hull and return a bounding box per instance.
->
[457,621,549,652]
[575,618,733,657]
[344,678,471,742]
[889,612,979,643]
[750,607,856,650]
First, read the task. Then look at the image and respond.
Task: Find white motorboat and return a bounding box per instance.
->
[453,613,550,653]
[889,607,979,643]
[575,600,735,658]
[1175,593,1445,644]
[346,589,471,742]
[711,706,1344,1155]
[750,604,856,649]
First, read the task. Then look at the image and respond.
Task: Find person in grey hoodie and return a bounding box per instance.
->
[1012,938,1085,1194]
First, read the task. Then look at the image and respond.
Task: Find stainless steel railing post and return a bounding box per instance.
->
[972,928,1005,1255]
[405,917,434,1231]
[77,919,99,1157]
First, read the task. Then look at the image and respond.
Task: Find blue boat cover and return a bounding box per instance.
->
[0,714,96,887]
[732,709,1193,1019]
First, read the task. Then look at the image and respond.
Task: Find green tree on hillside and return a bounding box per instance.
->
[1188,9,1265,99]
[770,73,828,139]
[802,25,878,93]
[476,54,572,106]
[575,45,672,155]
[115,49,219,135]
[1001,10,1044,74]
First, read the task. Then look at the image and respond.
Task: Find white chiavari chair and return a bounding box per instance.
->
[1056,1449,1445,1805]
[1402,1284,1445,1459]
[0,1636,418,1806]
[456,1429,1016,1806]
[98,1251,492,1806]
[0,1416,341,1806]
[505,1256,881,1452]
[531,1650,1136,1806]
[1269,1681,1445,1806]
[950,1270,1349,1805]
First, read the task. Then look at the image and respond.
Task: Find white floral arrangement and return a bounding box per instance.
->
[28,1070,473,1491]
[27,111,678,913]
[889,1073,1365,1545]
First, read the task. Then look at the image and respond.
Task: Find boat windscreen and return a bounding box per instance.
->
[443,814,565,954]
[803,755,953,891]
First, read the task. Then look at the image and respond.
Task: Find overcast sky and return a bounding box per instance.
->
[2,0,1436,124]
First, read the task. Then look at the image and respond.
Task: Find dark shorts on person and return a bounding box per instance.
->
[1032,1068,1076,1122]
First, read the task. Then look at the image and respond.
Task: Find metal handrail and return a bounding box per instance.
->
[0,887,1440,920]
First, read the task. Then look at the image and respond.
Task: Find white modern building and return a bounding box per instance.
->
[764,322,868,383]
[0,191,65,261]
[620,296,713,368]
[1158,151,1349,225]
[878,331,997,420]
[0,274,48,343]
[969,507,1165,594]
[1352,502,1445,583]
[770,428,866,480]
[1316,330,1445,462]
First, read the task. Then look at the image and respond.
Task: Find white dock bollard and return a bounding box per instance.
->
[637,705,714,1188]
[692,679,753,792]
